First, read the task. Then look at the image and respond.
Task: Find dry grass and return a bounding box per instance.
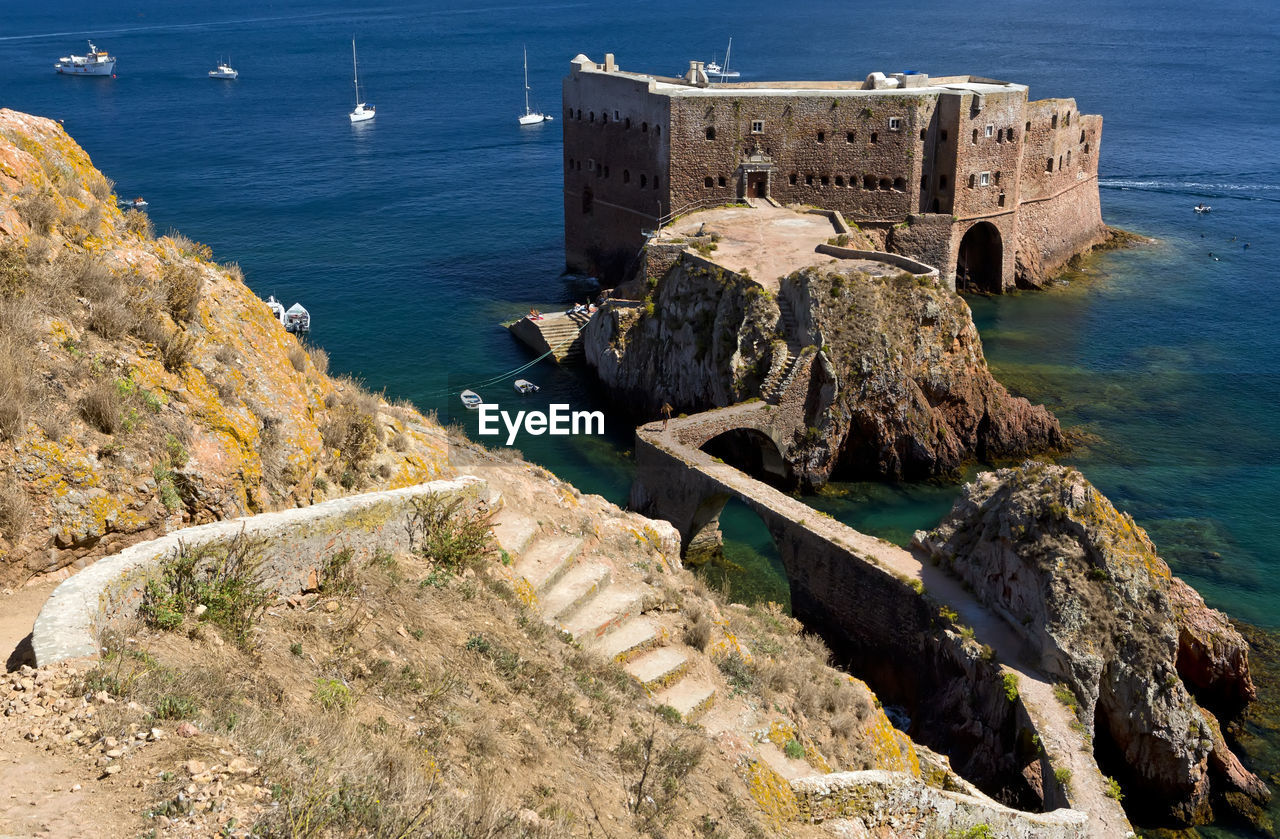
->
[87,174,115,202]
[122,209,153,239]
[0,476,30,542]
[159,328,197,372]
[79,379,124,434]
[683,606,714,652]
[321,387,383,468]
[288,343,308,373]
[16,188,59,234]
[307,344,329,375]
[162,262,204,323]
[87,293,133,339]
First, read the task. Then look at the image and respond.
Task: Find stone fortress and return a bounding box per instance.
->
[563,53,1107,291]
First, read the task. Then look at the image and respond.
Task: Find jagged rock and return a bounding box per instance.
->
[1169,576,1256,714]
[920,462,1268,828]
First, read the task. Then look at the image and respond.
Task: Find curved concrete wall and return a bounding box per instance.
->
[814,243,940,277]
[31,478,488,666]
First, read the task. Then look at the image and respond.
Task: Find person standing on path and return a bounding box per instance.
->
[661,402,673,430]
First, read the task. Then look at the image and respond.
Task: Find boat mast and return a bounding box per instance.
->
[352,39,360,105]
[523,47,531,115]
[723,37,732,77]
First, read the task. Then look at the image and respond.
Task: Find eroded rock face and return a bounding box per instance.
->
[920,463,1269,828]
[0,109,451,586]
[782,267,1061,484]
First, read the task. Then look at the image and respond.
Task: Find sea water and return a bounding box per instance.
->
[4,0,1279,831]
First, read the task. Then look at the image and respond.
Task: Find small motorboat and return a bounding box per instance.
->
[1194,204,1211,214]
[514,379,539,395]
[460,390,482,410]
[284,303,310,334]
[119,197,148,211]
[209,58,238,80]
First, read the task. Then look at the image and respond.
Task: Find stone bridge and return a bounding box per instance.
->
[629,406,1133,838]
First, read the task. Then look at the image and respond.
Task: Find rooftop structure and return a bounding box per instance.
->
[563,54,1107,291]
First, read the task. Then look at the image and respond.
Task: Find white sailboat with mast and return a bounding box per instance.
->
[349,39,374,123]
[518,47,551,125]
[706,36,740,79]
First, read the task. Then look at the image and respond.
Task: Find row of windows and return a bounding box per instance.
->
[971,124,1016,144]
[1045,151,1073,172]
[566,157,660,189]
[705,126,897,144]
[567,108,661,136]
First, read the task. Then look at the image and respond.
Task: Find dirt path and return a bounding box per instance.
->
[2,580,58,672]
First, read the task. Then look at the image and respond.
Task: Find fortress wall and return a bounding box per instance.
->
[947,88,1027,220]
[666,93,932,219]
[1015,176,1108,285]
[563,71,671,275]
[1017,99,1095,202]
[30,478,489,666]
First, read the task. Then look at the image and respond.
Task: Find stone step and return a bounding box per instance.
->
[516,535,584,594]
[654,678,717,723]
[491,511,539,560]
[590,616,661,662]
[562,586,646,640]
[540,562,611,621]
[625,647,689,692]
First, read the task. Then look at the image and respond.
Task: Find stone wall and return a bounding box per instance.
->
[30,478,488,666]
[791,770,1088,838]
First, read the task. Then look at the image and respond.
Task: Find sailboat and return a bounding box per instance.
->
[518,47,552,126]
[706,37,741,79]
[349,39,375,123]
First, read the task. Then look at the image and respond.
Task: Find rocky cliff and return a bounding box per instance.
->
[585,252,1062,485]
[0,109,450,587]
[918,463,1269,830]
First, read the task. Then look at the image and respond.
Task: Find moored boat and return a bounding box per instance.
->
[284,303,310,334]
[349,40,375,123]
[514,379,539,395]
[55,42,115,76]
[460,390,483,410]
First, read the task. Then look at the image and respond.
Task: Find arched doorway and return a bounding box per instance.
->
[957,222,1003,293]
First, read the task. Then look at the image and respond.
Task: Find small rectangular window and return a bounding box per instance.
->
[979,172,990,187]
[887,117,901,131]
[751,120,764,134]
[587,159,595,172]
[985,124,994,138]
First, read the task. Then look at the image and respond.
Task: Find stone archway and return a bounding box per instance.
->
[700,428,790,487]
[957,221,1003,293]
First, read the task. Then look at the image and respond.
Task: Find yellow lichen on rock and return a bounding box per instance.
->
[741,758,799,828]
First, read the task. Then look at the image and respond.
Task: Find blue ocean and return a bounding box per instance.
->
[5,0,1280,832]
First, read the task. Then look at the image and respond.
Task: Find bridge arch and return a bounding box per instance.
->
[699,426,791,487]
[957,221,1003,293]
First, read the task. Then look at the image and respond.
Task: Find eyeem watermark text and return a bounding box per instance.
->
[478,403,605,445]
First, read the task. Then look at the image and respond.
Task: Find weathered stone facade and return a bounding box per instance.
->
[563,55,1107,290]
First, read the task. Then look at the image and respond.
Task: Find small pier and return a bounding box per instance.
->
[506,310,591,363]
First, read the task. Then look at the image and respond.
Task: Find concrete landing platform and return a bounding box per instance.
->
[506,310,591,363]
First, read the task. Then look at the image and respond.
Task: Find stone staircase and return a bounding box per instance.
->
[535,315,587,363]
[492,507,718,721]
[761,295,806,404]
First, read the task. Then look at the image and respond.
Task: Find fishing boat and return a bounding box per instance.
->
[706,37,740,79]
[284,303,311,334]
[460,390,483,410]
[518,47,551,125]
[55,42,116,76]
[209,58,238,80]
[1194,203,1211,214]
[514,379,539,395]
[349,39,375,123]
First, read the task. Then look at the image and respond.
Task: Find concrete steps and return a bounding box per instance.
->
[625,646,690,692]
[654,678,718,723]
[562,586,646,640]
[540,562,611,621]
[590,616,661,662]
[492,511,539,559]
[515,535,584,594]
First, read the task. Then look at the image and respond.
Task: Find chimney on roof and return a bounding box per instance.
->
[685,60,710,87]
[604,53,617,72]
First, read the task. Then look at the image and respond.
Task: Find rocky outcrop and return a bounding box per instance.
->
[919,463,1269,829]
[0,109,451,586]
[781,267,1062,484]
[584,256,778,415]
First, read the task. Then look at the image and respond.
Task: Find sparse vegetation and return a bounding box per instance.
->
[1001,672,1020,702]
[138,533,271,649]
[161,262,204,323]
[406,493,493,571]
[1104,775,1124,801]
[0,476,30,541]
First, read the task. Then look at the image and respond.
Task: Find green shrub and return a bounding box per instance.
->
[153,694,199,720]
[783,739,805,760]
[407,493,493,571]
[1054,766,1072,789]
[313,678,353,712]
[1001,672,1020,702]
[138,534,271,649]
[1104,776,1123,801]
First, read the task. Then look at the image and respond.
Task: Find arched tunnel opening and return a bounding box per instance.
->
[699,428,794,490]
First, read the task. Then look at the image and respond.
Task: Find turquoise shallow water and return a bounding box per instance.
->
[5,0,1280,832]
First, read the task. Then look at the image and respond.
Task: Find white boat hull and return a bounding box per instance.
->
[350,105,375,123]
[55,60,115,75]
[209,70,238,79]
[518,112,549,125]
